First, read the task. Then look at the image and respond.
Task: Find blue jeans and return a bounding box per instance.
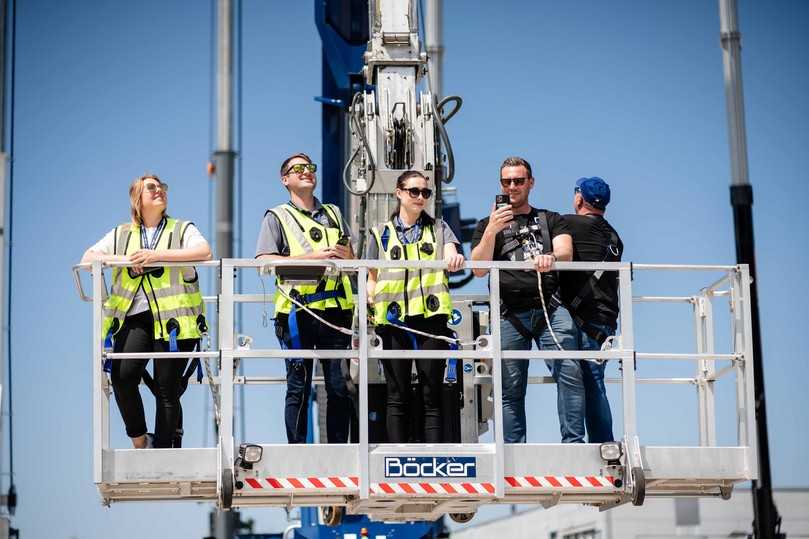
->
[500,306,575,443]
[275,309,353,444]
[548,312,614,443]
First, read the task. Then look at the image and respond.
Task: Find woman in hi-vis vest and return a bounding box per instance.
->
[81,174,211,449]
[367,171,465,443]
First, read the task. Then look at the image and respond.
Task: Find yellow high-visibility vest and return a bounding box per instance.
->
[270,203,354,314]
[101,218,206,341]
[371,219,451,325]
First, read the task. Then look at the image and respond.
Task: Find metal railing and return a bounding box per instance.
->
[73,258,758,511]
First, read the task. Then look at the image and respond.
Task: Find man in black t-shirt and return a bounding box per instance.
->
[554,176,622,444]
[471,156,574,443]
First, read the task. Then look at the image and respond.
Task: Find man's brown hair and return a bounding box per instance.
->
[499,156,533,178]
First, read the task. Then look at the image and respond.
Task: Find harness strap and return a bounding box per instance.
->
[103,329,114,373]
[503,309,535,341]
[142,359,202,399]
[288,305,304,351]
[298,289,345,305]
[386,307,418,350]
[502,295,562,342]
[536,211,552,254]
[497,209,552,258]
[500,237,520,257]
[142,370,156,395]
[564,219,621,328]
[566,306,611,346]
[142,328,197,398]
[168,328,178,353]
[446,334,458,384]
[276,325,305,367]
[285,281,348,348]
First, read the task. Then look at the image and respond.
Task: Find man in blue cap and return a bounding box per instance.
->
[552,177,623,444]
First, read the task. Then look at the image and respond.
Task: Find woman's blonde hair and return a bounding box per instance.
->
[129,173,166,225]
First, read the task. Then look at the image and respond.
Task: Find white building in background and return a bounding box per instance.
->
[452,489,809,539]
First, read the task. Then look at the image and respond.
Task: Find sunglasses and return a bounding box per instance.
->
[144,182,169,193]
[401,187,433,199]
[286,163,317,175]
[500,177,528,188]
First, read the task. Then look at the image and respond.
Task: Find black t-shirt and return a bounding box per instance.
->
[471,207,570,311]
[559,214,623,329]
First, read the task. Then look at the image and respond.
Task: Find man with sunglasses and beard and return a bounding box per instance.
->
[255,152,355,444]
[470,156,573,444]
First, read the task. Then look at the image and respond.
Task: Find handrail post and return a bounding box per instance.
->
[730,270,746,449]
[737,265,759,479]
[617,265,641,467]
[218,258,236,501]
[92,260,108,484]
[489,268,505,498]
[694,289,717,447]
[357,266,369,499]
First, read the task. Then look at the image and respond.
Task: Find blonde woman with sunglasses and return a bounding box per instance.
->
[81,174,211,448]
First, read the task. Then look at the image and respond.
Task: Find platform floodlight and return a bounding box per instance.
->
[237,444,263,470]
[600,442,622,463]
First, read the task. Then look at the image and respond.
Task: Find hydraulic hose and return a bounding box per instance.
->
[437,95,462,124]
[432,93,456,183]
[342,92,376,197]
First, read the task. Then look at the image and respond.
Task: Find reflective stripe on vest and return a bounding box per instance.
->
[270,203,354,314]
[101,218,205,341]
[371,220,451,325]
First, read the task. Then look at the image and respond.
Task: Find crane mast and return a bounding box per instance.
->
[345,0,440,249]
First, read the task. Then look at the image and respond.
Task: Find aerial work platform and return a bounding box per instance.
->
[74,259,758,522]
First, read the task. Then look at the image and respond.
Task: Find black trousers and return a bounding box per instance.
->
[275,308,354,444]
[378,315,450,443]
[111,310,197,448]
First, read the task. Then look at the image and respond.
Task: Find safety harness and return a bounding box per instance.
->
[268,202,354,352]
[102,218,206,371]
[498,210,557,343]
[558,216,621,345]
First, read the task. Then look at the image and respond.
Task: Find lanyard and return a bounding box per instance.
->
[394,215,421,244]
[140,217,166,250]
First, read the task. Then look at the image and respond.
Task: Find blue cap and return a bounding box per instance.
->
[575,177,611,209]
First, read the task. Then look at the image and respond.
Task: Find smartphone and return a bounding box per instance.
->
[495,194,510,209]
[337,235,349,246]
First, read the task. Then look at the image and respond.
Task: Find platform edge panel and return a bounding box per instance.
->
[235,444,360,479]
[642,446,751,480]
[102,448,218,483]
[368,442,497,492]
[504,443,612,476]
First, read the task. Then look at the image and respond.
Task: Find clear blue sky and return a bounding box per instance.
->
[4,0,808,537]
